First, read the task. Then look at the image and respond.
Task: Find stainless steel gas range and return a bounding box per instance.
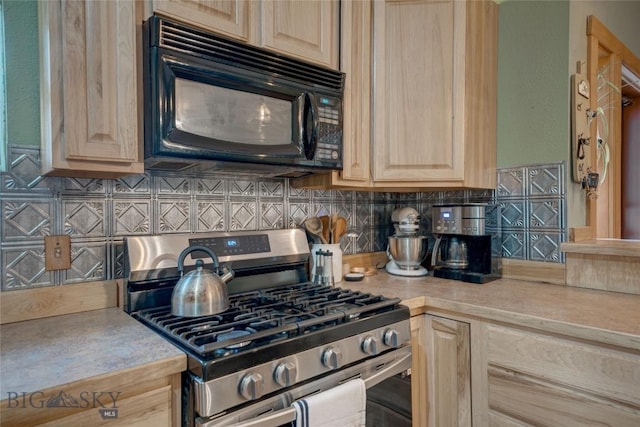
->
[124,229,411,427]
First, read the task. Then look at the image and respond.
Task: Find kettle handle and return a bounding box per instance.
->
[177,245,219,276]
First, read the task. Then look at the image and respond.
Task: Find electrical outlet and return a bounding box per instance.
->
[44,235,72,271]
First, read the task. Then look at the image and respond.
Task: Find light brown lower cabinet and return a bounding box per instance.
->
[411,315,428,427]
[412,314,471,427]
[37,385,174,427]
[413,313,640,427]
[0,372,181,427]
[474,323,640,426]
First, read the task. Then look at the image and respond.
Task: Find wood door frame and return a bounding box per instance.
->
[585,15,640,239]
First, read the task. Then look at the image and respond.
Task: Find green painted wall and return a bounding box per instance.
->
[4,0,39,147]
[496,0,570,168]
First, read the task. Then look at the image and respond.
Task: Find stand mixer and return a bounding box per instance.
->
[385,207,429,277]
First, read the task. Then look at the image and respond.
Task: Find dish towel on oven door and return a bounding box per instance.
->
[291,378,366,427]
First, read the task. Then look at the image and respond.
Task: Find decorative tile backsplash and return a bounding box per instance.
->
[1,145,566,290]
[497,162,566,262]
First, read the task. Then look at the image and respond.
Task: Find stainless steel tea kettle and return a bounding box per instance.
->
[171,245,234,317]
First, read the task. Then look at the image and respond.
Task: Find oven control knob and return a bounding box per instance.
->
[321,347,342,370]
[383,329,401,348]
[239,373,264,400]
[362,335,380,356]
[274,362,297,387]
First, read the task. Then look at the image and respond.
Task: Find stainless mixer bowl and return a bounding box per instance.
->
[388,236,429,269]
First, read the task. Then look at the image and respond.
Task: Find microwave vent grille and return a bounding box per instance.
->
[154,17,344,93]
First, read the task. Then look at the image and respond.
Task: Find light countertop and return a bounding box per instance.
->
[0,307,186,398]
[561,238,640,257]
[343,272,640,351]
[1,273,638,400]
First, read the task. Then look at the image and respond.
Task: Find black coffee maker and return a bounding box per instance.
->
[431,204,501,284]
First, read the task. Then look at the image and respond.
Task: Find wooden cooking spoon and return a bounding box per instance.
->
[304,217,327,244]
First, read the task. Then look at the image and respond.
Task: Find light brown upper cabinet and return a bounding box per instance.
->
[148,0,339,69]
[148,0,252,43]
[39,0,144,178]
[293,0,498,191]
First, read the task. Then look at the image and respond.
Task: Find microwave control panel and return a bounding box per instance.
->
[315,96,342,163]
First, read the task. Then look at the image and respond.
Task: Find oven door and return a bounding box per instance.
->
[197,346,411,427]
[366,371,412,427]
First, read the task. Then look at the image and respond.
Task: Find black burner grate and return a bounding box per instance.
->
[134,282,399,359]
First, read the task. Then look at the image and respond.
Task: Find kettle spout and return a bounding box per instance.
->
[219,266,235,284]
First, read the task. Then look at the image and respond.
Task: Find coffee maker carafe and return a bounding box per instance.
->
[441,237,469,269]
[431,204,501,283]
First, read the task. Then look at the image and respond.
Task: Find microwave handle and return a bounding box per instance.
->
[302,92,319,160]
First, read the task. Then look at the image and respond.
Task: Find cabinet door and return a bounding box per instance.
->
[424,314,471,427]
[149,1,337,67]
[336,0,371,184]
[40,0,143,177]
[289,0,370,190]
[262,0,338,68]
[411,316,427,427]
[372,0,465,183]
[151,0,252,42]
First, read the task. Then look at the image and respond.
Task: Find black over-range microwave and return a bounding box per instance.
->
[143,16,345,177]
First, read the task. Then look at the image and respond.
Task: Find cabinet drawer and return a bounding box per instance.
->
[487,325,640,406]
[488,366,640,426]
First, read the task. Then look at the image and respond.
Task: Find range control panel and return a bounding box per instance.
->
[190,234,271,257]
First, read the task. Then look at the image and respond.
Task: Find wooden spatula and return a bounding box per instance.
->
[319,215,330,244]
[332,216,347,244]
[330,213,338,243]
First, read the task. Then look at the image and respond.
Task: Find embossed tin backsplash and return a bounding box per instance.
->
[1,145,566,290]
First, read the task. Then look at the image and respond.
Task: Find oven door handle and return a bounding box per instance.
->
[216,349,411,427]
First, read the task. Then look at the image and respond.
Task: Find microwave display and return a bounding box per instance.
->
[175,78,291,146]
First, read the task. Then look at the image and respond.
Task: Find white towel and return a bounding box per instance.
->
[291,378,366,427]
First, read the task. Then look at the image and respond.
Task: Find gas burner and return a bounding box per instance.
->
[325,303,361,317]
[190,322,221,333]
[216,328,255,349]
